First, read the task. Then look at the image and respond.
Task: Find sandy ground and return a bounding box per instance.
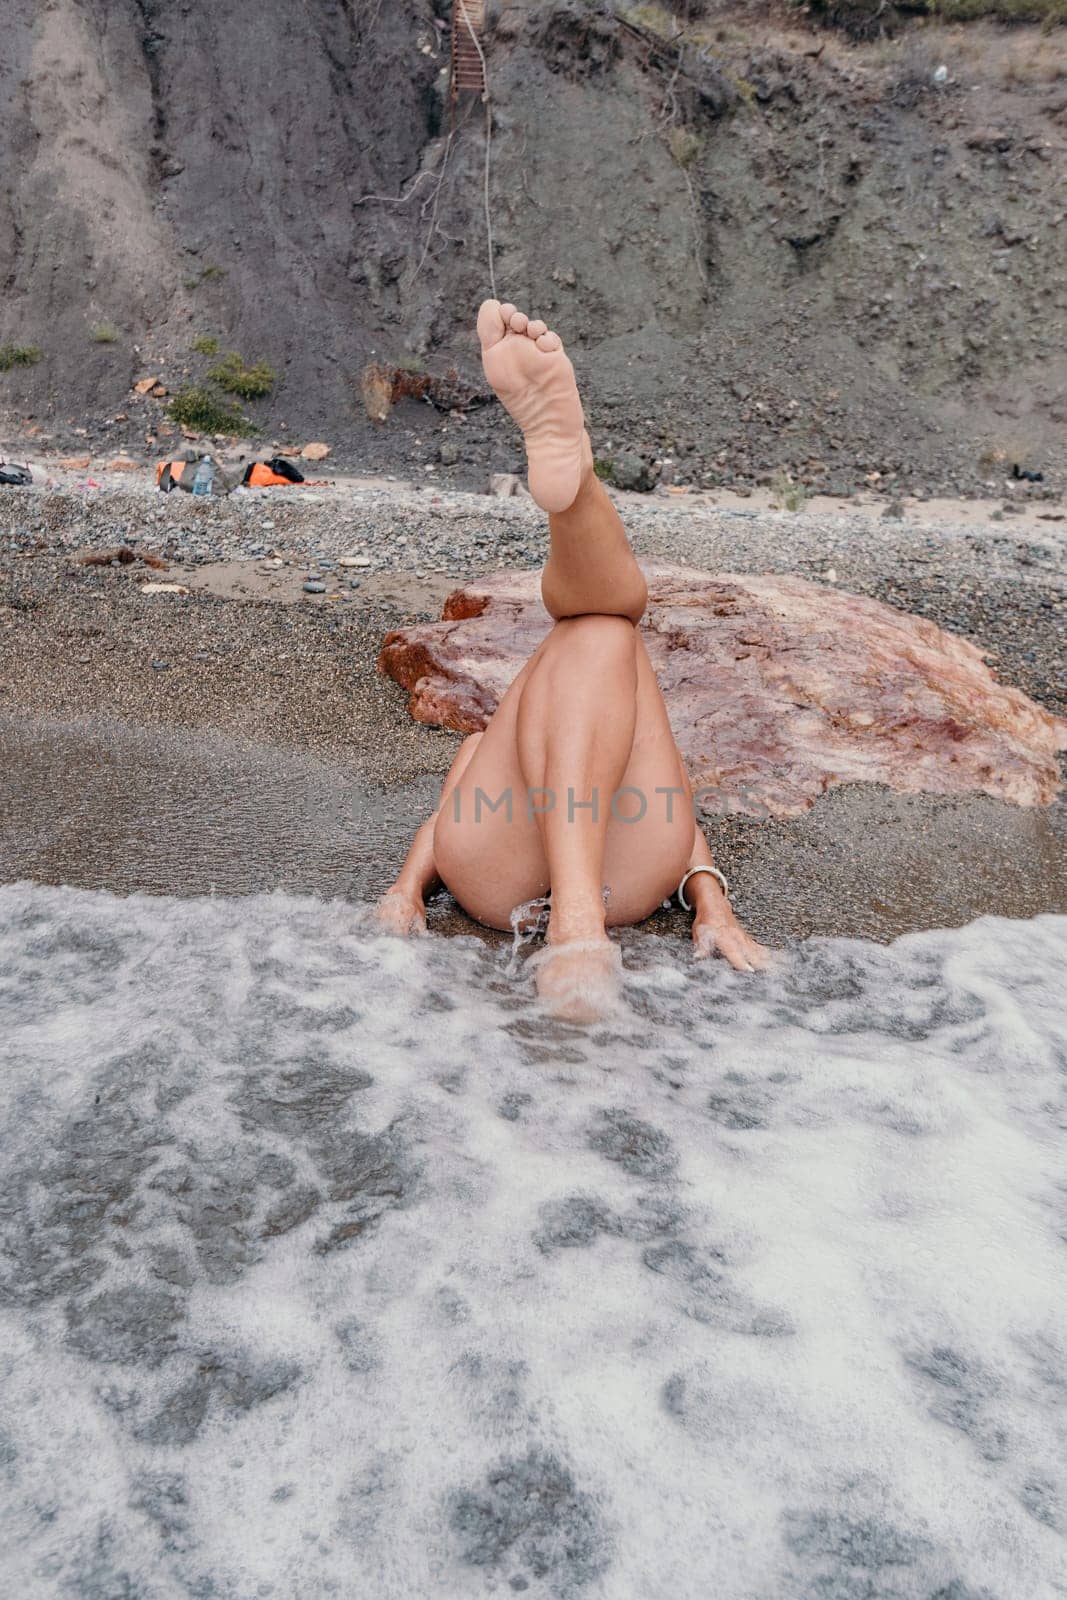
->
[1,474,1063,940]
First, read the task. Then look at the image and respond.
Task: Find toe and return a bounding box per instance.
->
[498,302,518,326]
[536,331,561,352]
[509,311,528,334]
[526,319,548,339]
[476,299,507,350]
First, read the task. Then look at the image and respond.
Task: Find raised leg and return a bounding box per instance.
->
[476,298,647,623]
[542,471,648,625]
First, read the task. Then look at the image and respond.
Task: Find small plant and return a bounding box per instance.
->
[184,264,229,290]
[90,322,120,344]
[207,351,276,400]
[0,343,41,371]
[593,458,613,480]
[167,385,249,435]
[771,471,808,513]
[667,127,703,168]
[191,334,220,356]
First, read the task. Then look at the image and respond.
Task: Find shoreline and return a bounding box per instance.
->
[1,477,1064,939]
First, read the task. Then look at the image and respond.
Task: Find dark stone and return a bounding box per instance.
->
[66,1285,185,1367]
[231,1057,373,1138]
[587,1109,677,1180]
[261,1184,321,1238]
[535,1195,617,1253]
[448,1447,611,1590]
[782,1507,930,1572]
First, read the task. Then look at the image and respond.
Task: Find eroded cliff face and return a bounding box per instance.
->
[1,2,1064,493]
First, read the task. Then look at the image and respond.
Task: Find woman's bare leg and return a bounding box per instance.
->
[474,298,667,1017]
[515,615,639,946]
[477,298,647,623]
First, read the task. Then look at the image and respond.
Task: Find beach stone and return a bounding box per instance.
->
[302,581,326,594]
[300,442,331,461]
[378,565,1067,818]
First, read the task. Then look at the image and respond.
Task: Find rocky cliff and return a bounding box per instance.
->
[1,1,1064,495]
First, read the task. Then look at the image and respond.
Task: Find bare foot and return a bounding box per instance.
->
[477,299,591,514]
[529,938,623,1024]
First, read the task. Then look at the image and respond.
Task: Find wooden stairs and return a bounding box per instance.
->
[451,0,487,98]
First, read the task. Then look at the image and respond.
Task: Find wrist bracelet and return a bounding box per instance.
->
[677,864,729,912]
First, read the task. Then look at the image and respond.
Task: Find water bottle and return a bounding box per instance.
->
[192,456,214,497]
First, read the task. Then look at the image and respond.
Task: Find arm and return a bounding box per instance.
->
[684,828,772,973]
[376,811,439,935]
[375,732,485,936]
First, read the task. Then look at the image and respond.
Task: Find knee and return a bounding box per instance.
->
[542,573,647,626]
[549,613,638,670]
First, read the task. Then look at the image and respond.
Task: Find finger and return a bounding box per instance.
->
[717,930,756,973]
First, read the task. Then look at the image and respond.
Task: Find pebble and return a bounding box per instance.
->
[303,581,326,595]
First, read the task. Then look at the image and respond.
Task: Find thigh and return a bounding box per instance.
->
[601,635,696,925]
[433,629,696,931]
[432,652,551,930]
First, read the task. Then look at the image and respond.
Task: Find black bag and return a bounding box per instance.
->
[0,462,32,486]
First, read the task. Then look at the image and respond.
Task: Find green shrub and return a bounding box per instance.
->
[167,385,249,435]
[207,351,276,400]
[191,334,220,356]
[771,471,808,513]
[184,264,229,290]
[800,0,1066,33]
[89,322,120,344]
[0,343,41,371]
[667,127,704,168]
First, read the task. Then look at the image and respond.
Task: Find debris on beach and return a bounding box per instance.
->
[156,452,235,496]
[380,565,1067,817]
[300,441,331,461]
[241,457,306,488]
[79,545,168,570]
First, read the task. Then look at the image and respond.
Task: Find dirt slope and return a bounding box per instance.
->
[1,1,1064,496]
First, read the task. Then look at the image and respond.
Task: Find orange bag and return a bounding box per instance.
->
[246,462,302,488]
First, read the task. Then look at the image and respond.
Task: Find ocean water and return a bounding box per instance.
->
[0,882,1064,1599]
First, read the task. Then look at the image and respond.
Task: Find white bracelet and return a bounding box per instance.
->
[677,864,729,912]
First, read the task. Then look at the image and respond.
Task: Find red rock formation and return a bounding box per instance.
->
[379,565,1067,817]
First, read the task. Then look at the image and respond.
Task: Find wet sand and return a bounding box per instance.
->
[0,479,1063,939]
[1,713,1063,945]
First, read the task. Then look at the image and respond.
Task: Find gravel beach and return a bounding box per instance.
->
[1,474,1064,938]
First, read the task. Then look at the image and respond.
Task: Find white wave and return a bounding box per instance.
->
[0,884,1064,1599]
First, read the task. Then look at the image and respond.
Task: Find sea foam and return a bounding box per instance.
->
[0,883,1064,1598]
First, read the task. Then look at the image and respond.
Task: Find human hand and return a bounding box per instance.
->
[375,886,427,937]
[692,904,773,973]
